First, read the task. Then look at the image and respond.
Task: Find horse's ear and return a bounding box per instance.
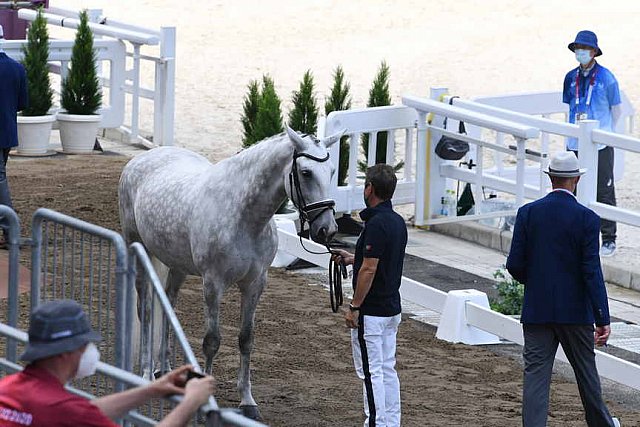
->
[286,126,306,150]
[321,129,347,148]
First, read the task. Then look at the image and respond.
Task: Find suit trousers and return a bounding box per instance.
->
[571,147,617,243]
[0,148,13,239]
[596,146,616,243]
[522,323,615,427]
[351,313,401,427]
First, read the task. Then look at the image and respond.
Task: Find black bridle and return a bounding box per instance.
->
[287,148,346,313]
[288,150,336,240]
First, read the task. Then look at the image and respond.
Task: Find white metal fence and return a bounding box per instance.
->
[7,6,176,147]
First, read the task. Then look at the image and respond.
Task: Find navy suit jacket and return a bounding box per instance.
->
[0,52,28,149]
[506,190,610,326]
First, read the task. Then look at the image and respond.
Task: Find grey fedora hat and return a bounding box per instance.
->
[20,300,101,362]
[544,151,586,178]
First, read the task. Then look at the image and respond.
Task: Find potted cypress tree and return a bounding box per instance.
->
[17,7,56,156]
[57,9,102,154]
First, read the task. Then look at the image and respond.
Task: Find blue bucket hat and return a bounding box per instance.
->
[20,300,102,362]
[568,30,602,56]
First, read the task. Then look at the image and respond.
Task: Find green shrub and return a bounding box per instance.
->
[490,267,524,315]
[61,10,102,115]
[288,70,318,135]
[21,7,53,117]
[325,65,352,186]
[253,75,284,143]
[360,61,391,170]
[241,80,260,148]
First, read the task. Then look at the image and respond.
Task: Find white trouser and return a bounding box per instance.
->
[351,313,401,427]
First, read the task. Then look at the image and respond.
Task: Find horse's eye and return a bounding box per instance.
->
[301,170,312,178]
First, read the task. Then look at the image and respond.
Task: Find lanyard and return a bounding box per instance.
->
[575,64,598,108]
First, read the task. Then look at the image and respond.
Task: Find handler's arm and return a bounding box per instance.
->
[351,257,379,307]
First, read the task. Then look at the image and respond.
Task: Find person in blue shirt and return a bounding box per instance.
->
[0,25,28,247]
[563,30,621,257]
[332,164,407,427]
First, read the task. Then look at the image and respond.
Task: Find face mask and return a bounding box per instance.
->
[575,49,592,65]
[75,342,100,379]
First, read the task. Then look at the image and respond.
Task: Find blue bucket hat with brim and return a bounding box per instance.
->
[20,300,102,362]
[568,30,602,56]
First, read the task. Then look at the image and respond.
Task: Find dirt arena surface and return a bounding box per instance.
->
[7,153,640,426]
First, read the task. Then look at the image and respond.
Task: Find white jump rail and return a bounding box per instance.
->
[16,7,176,147]
[402,94,540,226]
[275,226,640,392]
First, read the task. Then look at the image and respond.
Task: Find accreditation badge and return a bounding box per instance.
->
[576,112,588,122]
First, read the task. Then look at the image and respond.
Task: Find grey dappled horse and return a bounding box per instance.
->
[118,126,343,418]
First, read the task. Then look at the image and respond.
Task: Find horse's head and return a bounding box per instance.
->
[284,126,345,245]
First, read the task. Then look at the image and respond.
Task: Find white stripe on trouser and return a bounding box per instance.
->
[351,313,401,427]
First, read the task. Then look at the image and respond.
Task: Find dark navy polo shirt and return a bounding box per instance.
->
[353,200,407,317]
[0,52,28,149]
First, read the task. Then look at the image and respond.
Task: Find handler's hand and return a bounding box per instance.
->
[595,325,611,347]
[331,249,354,266]
[344,308,359,329]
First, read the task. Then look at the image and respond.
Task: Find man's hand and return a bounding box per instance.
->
[331,249,354,266]
[595,325,611,347]
[344,307,359,329]
[150,365,215,399]
[183,376,216,407]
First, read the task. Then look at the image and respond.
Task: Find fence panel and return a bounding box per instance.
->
[30,208,129,398]
[128,243,264,427]
[0,206,21,361]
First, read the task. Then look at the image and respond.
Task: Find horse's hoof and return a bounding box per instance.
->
[240,405,262,421]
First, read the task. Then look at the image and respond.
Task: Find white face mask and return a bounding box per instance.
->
[75,342,100,379]
[575,49,593,65]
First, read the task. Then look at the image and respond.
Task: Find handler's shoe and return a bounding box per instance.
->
[600,241,616,257]
[612,417,621,427]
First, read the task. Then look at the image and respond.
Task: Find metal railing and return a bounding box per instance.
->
[1,207,265,426]
[30,208,129,398]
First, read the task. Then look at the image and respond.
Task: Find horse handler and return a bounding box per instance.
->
[332,164,408,427]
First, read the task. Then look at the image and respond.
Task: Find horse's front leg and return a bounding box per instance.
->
[202,273,224,374]
[237,270,267,420]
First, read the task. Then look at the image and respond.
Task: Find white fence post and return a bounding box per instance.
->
[154,26,176,146]
[425,87,448,224]
[414,111,428,226]
[576,120,599,207]
[515,136,526,207]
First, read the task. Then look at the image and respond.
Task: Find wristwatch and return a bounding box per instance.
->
[349,303,360,312]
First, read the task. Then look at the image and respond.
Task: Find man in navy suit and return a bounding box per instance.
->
[507,151,619,427]
[0,25,28,246]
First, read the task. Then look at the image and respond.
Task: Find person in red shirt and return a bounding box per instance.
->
[0,300,216,426]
